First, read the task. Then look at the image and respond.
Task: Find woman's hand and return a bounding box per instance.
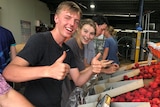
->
[91,53,102,74]
[101,63,119,74]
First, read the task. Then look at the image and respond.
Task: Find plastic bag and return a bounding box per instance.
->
[65,75,99,107]
[65,87,85,107]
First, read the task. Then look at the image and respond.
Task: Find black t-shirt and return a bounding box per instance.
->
[18,31,76,107]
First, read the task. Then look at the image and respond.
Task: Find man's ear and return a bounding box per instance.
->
[54,14,58,24]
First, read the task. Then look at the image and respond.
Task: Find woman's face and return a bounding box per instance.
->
[79,24,95,45]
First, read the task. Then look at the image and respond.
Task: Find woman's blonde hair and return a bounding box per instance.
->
[107,26,117,36]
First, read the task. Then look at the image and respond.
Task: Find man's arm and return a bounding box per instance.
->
[3,52,70,82]
[0,88,34,107]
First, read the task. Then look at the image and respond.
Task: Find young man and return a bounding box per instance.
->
[3,1,104,107]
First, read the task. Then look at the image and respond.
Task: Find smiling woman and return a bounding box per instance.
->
[66,18,96,70]
[61,18,96,106]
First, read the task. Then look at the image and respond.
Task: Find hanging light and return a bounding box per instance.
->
[90,3,95,9]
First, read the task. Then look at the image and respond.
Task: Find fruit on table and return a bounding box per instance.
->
[114,62,160,107]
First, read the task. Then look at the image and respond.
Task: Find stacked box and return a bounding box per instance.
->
[78,102,151,107]
[97,69,140,84]
[85,79,144,103]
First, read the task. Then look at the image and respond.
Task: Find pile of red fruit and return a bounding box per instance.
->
[111,61,160,107]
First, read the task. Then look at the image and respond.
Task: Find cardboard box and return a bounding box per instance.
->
[85,79,144,103]
[109,69,140,82]
[99,60,157,81]
[111,102,151,107]
[78,102,150,107]
[98,73,112,80]
[97,69,140,84]
[78,102,97,107]
[117,60,157,72]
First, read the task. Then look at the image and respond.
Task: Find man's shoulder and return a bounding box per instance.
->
[0,26,12,34]
[0,26,8,31]
[30,31,52,40]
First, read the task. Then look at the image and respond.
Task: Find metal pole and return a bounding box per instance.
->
[147,13,150,42]
[135,0,144,62]
[140,13,147,61]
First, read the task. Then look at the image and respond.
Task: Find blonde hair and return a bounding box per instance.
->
[55,1,82,18]
[107,26,117,36]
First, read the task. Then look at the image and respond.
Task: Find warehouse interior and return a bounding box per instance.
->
[40,0,160,28]
[39,0,160,63]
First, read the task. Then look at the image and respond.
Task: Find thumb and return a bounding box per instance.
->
[56,51,66,63]
[94,52,101,60]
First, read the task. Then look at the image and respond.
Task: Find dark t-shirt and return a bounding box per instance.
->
[17,31,76,107]
[0,26,16,73]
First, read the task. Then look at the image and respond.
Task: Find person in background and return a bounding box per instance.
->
[0,26,17,87]
[0,26,34,107]
[84,15,109,67]
[102,25,120,67]
[0,74,34,107]
[83,15,119,73]
[0,26,17,73]
[2,1,104,107]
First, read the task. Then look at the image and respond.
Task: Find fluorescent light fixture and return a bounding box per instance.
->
[105,14,136,17]
[90,4,95,9]
[83,13,136,17]
[78,3,87,9]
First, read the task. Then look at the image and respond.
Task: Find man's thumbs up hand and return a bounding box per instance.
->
[55,51,67,63]
[47,51,70,80]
